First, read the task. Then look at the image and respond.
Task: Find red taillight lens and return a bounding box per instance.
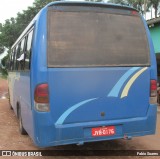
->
[150,80,157,97]
[131,11,138,15]
[34,84,49,103]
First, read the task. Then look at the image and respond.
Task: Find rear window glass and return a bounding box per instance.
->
[47,7,150,67]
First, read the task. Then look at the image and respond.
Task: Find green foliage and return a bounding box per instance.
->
[128,0,146,14]
[108,0,127,5]
[0,54,9,76]
[0,67,8,77]
[0,23,2,31]
[1,54,9,68]
[108,0,160,17]
[33,0,56,10]
[0,0,160,53]
[107,0,148,14]
[0,19,17,48]
[0,0,55,49]
[86,0,151,15]
[0,45,4,54]
[148,0,160,17]
[85,0,104,2]
[0,0,55,75]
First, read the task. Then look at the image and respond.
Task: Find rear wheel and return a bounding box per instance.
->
[9,102,13,110]
[18,107,27,135]
[8,89,13,110]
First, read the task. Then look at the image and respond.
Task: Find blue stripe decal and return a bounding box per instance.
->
[108,67,140,97]
[55,98,98,125]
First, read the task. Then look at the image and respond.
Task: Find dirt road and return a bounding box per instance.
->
[0,77,160,159]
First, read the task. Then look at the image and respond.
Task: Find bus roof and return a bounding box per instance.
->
[46,1,138,12]
[11,1,138,49]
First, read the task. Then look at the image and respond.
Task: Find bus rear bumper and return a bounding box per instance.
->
[33,104,157,148]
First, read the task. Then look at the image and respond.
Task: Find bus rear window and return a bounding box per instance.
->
[47,8,150,67]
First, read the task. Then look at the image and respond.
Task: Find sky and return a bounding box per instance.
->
[0,0,35,24]
[0,0,155,24]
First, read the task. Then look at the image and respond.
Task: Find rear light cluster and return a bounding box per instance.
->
[131,11,138,15]
[34,84,50,112]
[150,80,157,104]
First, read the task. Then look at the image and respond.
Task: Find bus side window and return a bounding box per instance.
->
[17,38,25,71]
[25,30,33,70]
[13,44,20,70]
[9,51,13,71]
[12,47,17,71]
[12,48,16,71]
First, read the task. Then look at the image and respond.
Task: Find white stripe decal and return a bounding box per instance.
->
[108,67,140,97]
[55,98,98,125]
[121,67,148,98]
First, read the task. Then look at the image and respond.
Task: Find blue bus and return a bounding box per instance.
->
[8,2,157,147]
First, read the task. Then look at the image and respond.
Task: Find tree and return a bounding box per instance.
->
[0,0,55,75]
[148,0,160,17]
[1,54,9,68]
[33,0,56,11]
[0,53,9,76]
[85,0,104,2]
[0,19,17,48]
[0,0,55,49]
[0,45,4,54]
[108,0,151,16]
[108,0,127,5]
[0,23,2,32]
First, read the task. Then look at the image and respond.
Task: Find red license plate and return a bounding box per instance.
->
[92,126,115,137]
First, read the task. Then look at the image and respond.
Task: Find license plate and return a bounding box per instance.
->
[92,126,115,137]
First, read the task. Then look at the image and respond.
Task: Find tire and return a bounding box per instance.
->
[9,101,13,110]
[18,107,27,135]
[8,89,13,110]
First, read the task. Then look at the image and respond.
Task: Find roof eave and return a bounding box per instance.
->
[46,1,138,12]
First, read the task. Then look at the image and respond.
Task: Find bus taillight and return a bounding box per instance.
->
[34,84,50,112]
[150,80,157,97]
[150,80,157,104]
[131,11,138,15]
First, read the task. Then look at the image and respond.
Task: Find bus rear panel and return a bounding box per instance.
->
[9,2,157,147]
[32,3,157,147]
